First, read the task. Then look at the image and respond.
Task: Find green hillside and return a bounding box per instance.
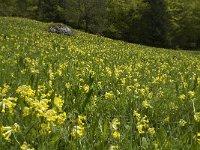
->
[0,17,200,149]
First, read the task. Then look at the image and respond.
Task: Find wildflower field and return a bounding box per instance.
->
[0,17,200,150]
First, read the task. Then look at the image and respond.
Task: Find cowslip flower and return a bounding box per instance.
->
[112,131,120,139]
[105,91,114,100]
[54,95,64,111]
[188,91,195,98]
[1,123,20,141]
[194,112,200,122]
[148,127,155,136]
[21,141,35,150]
[112,118,120,130]
[179,94,186,100]
[142,100,150,109]
[179,119,187,127]
[71,125,85,138]
[0,97,17,113]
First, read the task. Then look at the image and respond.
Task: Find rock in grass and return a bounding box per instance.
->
[48,24,74,36]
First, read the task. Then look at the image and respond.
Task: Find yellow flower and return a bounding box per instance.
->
[112,131,120,139]
[1,123,20,141]
[120,78,126,85]
[16,85,35,98]
[112,118,120,130]
[188,91,195,98]
[83,84,90,93]
[148,127,155,136]
[21,142,35,150]
[126,86,133,93]
[71,125,85,138]
[196,132,200,144]
[0,84,10,97]
[179,119,187,127]
[40,123,52,135]
[164,117,170,123]
[54,95,64,110]
[0,97,17,113]
[105,67,112,77]
[194,112,200,122]
[23,107,31,117]
[110,145,119,150]
[137,124,145,134]
[78,115,86,126]
[142,100,150,109]
[57,112,66,125]
[179,94,186,100]
[105,91,114,100]
[44,109,57,122]
[133,111,141,121]
[65,82,71,89]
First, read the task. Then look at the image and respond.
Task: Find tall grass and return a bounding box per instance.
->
[0,17,200,150]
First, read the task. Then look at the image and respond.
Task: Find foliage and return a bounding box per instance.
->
[166,0,200,49]
[0,0,199,49]
[0,17,200,149]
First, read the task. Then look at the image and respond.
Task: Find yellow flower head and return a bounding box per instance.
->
[112,118,120,130]
[71,125,85,138]
[148,127,155,136]
[179,119,187,127]
[142,100,150,109]
[105,91,114,100]
[179,94,186,100]
[21,142,35,150]
[194,112,200,122]
[112,131,120,139]
[188,91,195,98]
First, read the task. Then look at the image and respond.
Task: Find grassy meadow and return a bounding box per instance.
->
[0,17,200,150]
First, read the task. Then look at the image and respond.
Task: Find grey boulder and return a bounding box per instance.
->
[48,24,74,36]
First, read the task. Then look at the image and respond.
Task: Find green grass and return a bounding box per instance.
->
[0,17,200,150]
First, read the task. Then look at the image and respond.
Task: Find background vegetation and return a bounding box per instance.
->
[0,0,199,50]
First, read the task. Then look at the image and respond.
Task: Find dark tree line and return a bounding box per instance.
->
[0,0,199,50]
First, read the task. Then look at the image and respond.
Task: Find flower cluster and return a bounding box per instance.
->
[134,111,155,136]
[71,115,86,138]
[0,123,20,141]
[111,118,120,139]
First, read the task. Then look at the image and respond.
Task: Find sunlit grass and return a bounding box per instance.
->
[0,17,200,149]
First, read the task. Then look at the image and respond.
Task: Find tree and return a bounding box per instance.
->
[64,0,107,33]
[0,0,17,16]
[167,0,200,49]
[37,0,62,22]
[104,0,149,41]
[141,0,169,47]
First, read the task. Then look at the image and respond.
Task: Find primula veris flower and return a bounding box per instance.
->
[112,118,120,130]
[54,95,64,111]
[137,124,145,134]
[188,91,195,98]
[112,131,120,139]
[179,94,186,100]
[1,123,20,141]
[0,97,17,113]
[57,112,66,124]
[16,85,35,98]
[105,91,114,100]
[71,125,85,138]
[179,119,187,127]
[142,100,150,109]
[21,141,35,150]
[83,84,90,93]
[110,145,119,150]
[194,112,200,122]
[148,127,155,136]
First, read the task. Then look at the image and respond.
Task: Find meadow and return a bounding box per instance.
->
[0,17,200,150]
